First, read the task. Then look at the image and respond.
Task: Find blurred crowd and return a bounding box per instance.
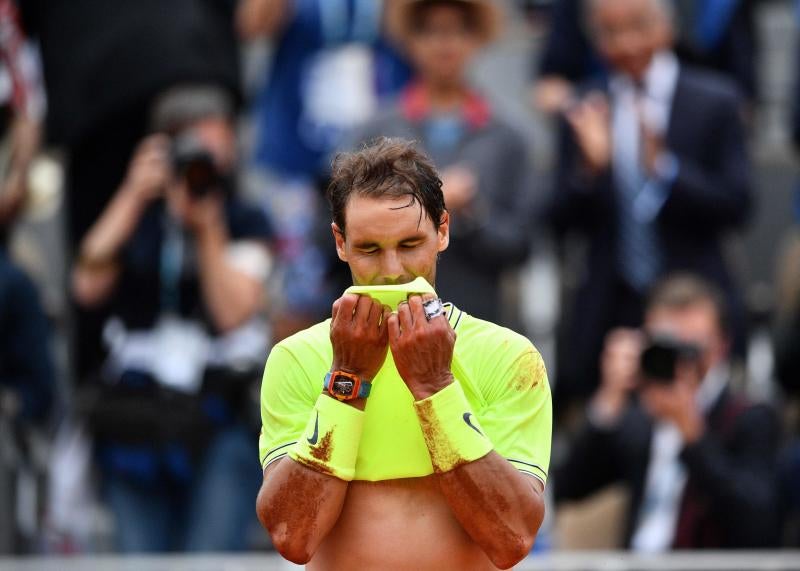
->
[2,0,800,556]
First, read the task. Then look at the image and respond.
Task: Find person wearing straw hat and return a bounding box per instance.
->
[351,0,538,329]
[257,137,550,569]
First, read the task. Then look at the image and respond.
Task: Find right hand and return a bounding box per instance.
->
[564,92,611,175]
[330,294,391,381]
[593,328,644,420]
[121,135,171,204]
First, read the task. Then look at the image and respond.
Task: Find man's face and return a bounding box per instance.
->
[643,301,728,384]
[408,5,479,88]
[333,194,450,286]
[589,0,671,82]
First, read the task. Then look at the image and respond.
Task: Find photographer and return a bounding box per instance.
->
[554,274,781,550]
[71,85,272,552]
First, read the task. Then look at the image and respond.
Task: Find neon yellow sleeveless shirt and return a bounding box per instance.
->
[259,304,551,484]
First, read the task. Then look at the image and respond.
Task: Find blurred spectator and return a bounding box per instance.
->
[0,242,54,554]
[351,0,537,325]
[0,250,53,425]
[20,0,241,381]
[71,87,272,553]
[237,0,411,339]
[0,1,51,554]
[545,0,752,410]
[773,224,800,546]
[774,41,800,538]
[0,0,44,247]
[554,274,781,549]
[533,0,758,114]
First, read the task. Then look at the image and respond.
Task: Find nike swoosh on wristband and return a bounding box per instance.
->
[307,411,319,445]
[462,412,484,437]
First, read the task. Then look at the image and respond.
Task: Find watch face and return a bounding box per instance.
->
[331,375,356,398]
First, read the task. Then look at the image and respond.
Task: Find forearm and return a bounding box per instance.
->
[258,391,367,563]
[438,453,544,569]
[257,457,349,564]
[7,116,40,179]
[195,221,264,332]
[73,186,147,306]
[413,381,543,568]
[80,185,147,264]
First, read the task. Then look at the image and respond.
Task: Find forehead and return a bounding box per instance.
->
[417,3,470,22]
[645,302,721,337]
[590,0,659,21]
[343,194,435,238]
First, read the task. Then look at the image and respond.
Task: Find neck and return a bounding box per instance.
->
[419,79,470,112]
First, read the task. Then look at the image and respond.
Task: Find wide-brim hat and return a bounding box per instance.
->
[387,0,503,46]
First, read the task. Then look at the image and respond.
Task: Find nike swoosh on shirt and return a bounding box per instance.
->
[463,412,484,437]
[307,411,319,445]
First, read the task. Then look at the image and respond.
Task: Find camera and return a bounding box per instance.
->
[639,334,701,383]
[172,133,221,198]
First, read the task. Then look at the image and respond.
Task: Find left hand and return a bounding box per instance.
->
[387,293,456,400]
[640,360,705,444]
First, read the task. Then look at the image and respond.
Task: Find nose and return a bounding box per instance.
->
[381,249,404,283]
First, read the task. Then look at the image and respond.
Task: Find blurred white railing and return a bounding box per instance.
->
[2,552,800,571]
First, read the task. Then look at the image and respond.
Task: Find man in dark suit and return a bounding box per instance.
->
[546,0,752,407]
[532,0,758,114]
[554,274,781,549]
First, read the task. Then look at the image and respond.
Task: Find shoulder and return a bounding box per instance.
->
[456,312,541,369]
[225,196,273,241]
[481,114,529,154]
[270,319,332,364]
[729,398,780,432]
[677,65,743,107]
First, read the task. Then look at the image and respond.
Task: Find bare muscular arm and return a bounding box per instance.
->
[437,454,544,569]
[256,457,349,564]
[388,294,545,569]
[257,293,390,564]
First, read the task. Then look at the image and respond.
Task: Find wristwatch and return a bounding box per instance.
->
[324,371,372,401]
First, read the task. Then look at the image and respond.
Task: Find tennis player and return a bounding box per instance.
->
[256,138,551,569]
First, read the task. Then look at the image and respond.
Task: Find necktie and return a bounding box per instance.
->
[612,87,661,292]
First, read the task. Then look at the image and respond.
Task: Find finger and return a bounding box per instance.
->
[396,301,413,333]
[334,294,359,325]
[387,312,401,345]
[406,295,425,328]
[354,293,374,325]
[331,298,342,321]
[378,305,392,332]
